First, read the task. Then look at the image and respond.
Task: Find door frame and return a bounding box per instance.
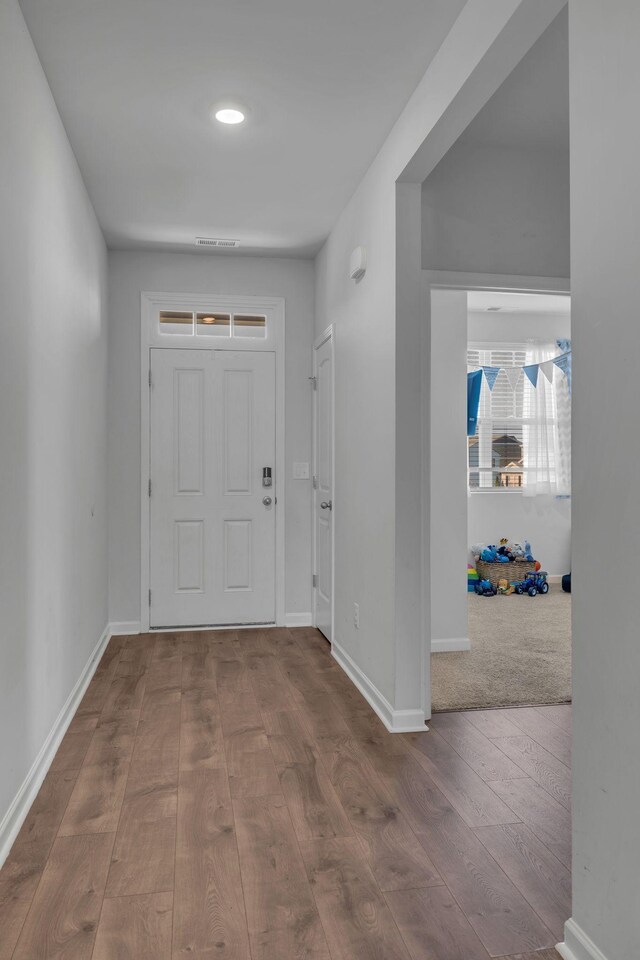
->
[140,291,286,632]
[312,324,335,641]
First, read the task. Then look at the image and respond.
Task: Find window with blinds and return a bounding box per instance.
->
[468,343,557,490]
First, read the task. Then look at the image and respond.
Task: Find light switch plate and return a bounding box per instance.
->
[293,461,310,479]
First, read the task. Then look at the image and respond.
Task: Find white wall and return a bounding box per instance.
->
[0,0,108,844]
[108,250,315,627]
[468,309,571,576]
[422,143,569,277]
[564,2,640,957]
[315,0,564,727]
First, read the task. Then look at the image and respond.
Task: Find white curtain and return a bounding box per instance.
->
[522,342,571,497]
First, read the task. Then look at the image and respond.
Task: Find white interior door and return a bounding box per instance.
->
[150,347,276,627]
[313,332,333,640]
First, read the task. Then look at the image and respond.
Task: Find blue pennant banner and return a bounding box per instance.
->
[553,354,570,377]
[523,364,539,387]
[482,366,501,391]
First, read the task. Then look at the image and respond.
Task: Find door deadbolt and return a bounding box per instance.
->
[262,467,272,487]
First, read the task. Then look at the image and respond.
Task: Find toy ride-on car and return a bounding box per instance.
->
[514,571,549,596]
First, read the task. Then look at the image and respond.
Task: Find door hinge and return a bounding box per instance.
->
[148,589,151,606]
[312,574,318,588]
[312,476,318,490]
[148,478,152,497]
[148,369,152,388]
[308,376,317,390]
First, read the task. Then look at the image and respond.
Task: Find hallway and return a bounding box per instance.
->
[0,627,569,960]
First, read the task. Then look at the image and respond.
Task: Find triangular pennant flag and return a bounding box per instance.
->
[483,366,501,391]
[553,354,570,377]
[523,364,539,388]
[504,367,522,390]
[539,359,555,383]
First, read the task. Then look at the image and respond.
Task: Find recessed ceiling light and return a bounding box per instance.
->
[215,107,245,125]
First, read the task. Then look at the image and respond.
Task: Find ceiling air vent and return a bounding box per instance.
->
[195,237,240,248]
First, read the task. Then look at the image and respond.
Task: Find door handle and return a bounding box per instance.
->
[320,501,332,510]
[262,496,272,506]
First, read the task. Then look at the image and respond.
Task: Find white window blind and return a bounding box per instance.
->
[468,343,559,491]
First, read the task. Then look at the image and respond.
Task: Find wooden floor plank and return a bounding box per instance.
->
[299,837,412,960]
[49,715,98,773]
[384,886,490,960]
[12,833,113,960]
[92,891,173,960]
[58,757,129,836]
[0,840,51,960]
[105,792,176,898]
[247,651,297,714]
[535,704,572,734]
[429,712,525,781]
[263,709,322,765]
[491,735,571,809]
[320,734,442,892]
[244,877,331,960]
[124,700,181,800]
[100,672,147,721]
[179,685,226,771]
[505,708,572,767]
[489,778,572,869]
[14,768,77,847]
[173,768,251,960]
[475,822,571,941]
[404,728,521,827]
[464,709,526,739]
[234,794,307,885]
[278,757,354,842]
[219,688,281,799]
[83,715,138,766]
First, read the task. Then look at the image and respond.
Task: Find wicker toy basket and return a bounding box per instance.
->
[476,558,531,587]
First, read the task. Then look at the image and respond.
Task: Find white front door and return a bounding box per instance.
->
[313,332,333,640]
[149,347,276,627]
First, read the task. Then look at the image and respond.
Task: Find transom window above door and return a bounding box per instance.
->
[159,309,266,339]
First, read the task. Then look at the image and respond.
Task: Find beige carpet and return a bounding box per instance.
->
[432,588,571,711]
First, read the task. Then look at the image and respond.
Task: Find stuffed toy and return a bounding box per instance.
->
[470,543,485,560]
[512,543,525,559]
[497,578,515,595]
[524,540,534,562]
[480,546,498,563]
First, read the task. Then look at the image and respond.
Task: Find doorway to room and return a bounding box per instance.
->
[430,286,572,713]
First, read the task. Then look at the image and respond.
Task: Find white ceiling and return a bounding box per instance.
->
[19,0,466,257]
[460,7,568,153]
[467,291,570,315]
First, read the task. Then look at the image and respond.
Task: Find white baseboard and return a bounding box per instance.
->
[557,919,610,960]
[331,640,427,733]
[285,612,313,627]
[109,620,142,635]
[431,637,471,653]
[0,622,112,869]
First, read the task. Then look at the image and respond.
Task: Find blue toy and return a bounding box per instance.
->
[474,579,496,597]
[523,540,535,562]
[514,571,549,597]
[480,545,498,563]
